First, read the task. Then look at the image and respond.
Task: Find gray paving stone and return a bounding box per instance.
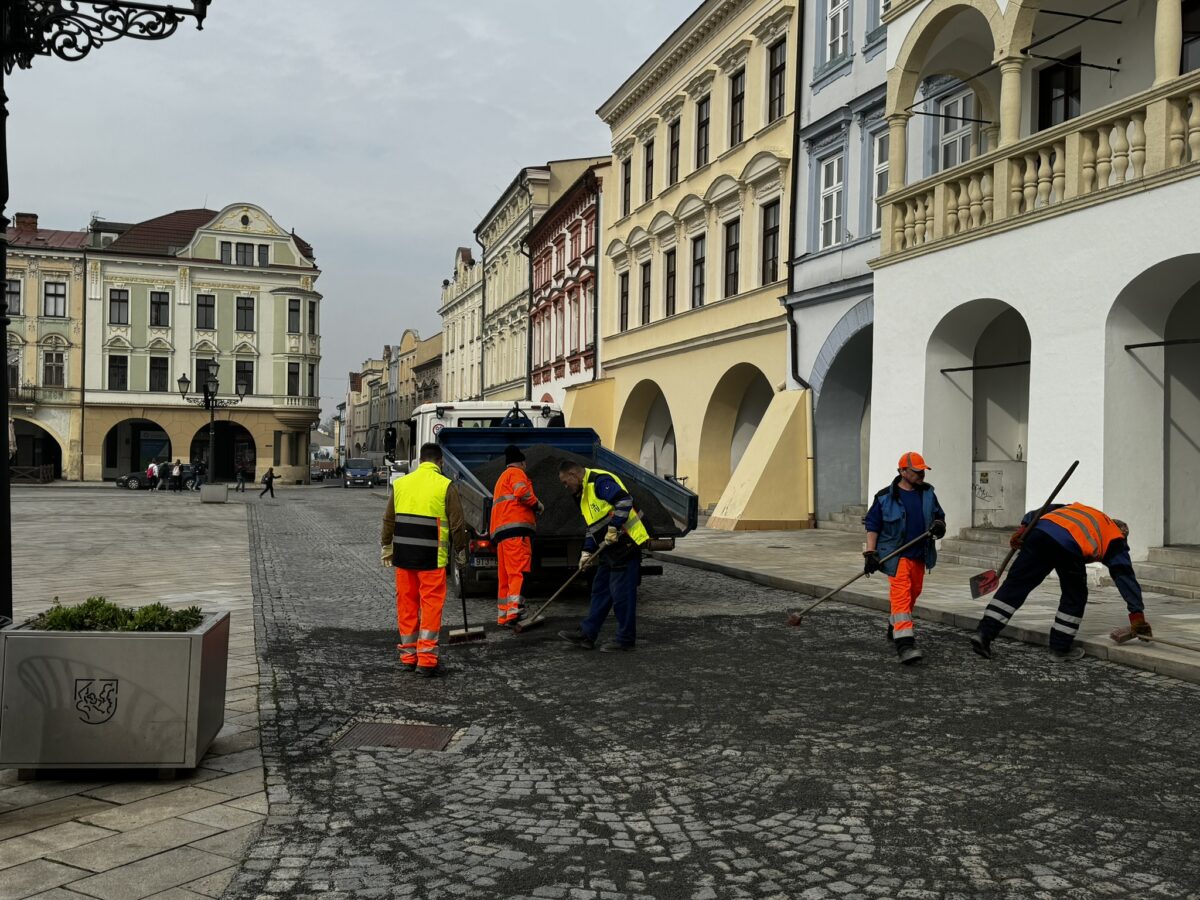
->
[186,823,260,860]
[47,817,219,873]
[181,865,237,898]
[78,788,227,834]
[67,847,233,900]
[0,797,116,843]
[0,859,91,900]
[178,805,263,831]
[0,822,114,871]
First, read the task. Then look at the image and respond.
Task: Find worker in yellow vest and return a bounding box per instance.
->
[381,443,467,677]
[555,460,651,652]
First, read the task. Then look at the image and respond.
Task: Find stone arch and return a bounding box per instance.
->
[811,299,874,518]
[11,415,66,479]
[703,174,741,205]
[738,150,786,184]
[615,379,678,478]
[605,237,628,258]
[888,0,1004,117]
[188,420,257,481]
[649,211,677,236]
[698,363,774,507]
[1105,254,1200,550]
[626,226,650,247]
[673,193,706,221]
[96,415,175,481]
[924,298,1031,531]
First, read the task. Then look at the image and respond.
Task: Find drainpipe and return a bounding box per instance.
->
[79,246,88,482]
[474,231,485,400]
[591,172,601,382]
[519,235,533,401]
[782,8,816,528]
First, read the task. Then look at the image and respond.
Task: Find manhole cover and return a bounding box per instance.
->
[334,723,457,751]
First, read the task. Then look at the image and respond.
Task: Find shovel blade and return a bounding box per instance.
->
[969,569,999,599]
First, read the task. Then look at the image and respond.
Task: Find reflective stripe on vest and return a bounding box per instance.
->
[580,468,650,546]
[392,462,451,570]
[490,465,537,541]
[1041,503,1122,563]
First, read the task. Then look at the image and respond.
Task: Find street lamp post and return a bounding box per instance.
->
[178,361,247,485]
[1,1,212,622]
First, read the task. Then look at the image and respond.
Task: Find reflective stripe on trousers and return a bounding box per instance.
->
[395,567,447,668]
[888,558,925,639]
[497,537,531,624]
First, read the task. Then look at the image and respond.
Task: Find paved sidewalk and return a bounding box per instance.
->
[2,487,266,900]
[665,528,1200,683]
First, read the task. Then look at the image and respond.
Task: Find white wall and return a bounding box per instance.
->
[1166,288,1200,544]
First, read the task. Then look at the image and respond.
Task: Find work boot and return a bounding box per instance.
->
[1050,645,1085,662]
[414,664,440,678]
[896,642,924,665]
[557,629,595,650]
[599,640,634,653]
[970,629,992,660]
[886,624,894,643]
[400,661,416,672]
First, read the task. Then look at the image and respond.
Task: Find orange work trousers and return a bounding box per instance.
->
[888,557,926,642]
[496,536,531,624]
[395,567,447,670]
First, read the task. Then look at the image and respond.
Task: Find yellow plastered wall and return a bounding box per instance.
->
[708,389,813,530]
[564,378,616,444]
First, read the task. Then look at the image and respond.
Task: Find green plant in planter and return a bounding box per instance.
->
[25,596,204,632]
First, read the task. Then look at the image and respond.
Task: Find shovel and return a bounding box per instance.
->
[786,529,935,628]
[513,547,605,635]
[968,459,1079,599]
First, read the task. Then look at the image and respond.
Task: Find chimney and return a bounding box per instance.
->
[14,212,38,232]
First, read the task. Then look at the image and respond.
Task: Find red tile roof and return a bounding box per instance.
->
[5,227,88,252]
[106,208,218,256]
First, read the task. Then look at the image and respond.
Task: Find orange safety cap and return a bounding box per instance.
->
[898,451,931,471]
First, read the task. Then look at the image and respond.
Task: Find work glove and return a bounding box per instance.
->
[455,549,468,569]
[1129,611,1153,638]
[862,550,881,576]
[380,545,393,567]
[1009,526,1027,550]
[535,501,545,515]
[578,551,593,571]
[930,519,947,540]
[604,526,621,546]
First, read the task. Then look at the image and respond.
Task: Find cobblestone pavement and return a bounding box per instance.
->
[232,489,1200,900]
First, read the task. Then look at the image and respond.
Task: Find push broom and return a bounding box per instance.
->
[446,566,486,645]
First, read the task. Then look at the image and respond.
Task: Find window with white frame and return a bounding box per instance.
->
[43,282,67,318]
[938,90,976,171]
[5,279,20,316]
[827,0,849,62]
[43,349,65,387]
[819,155,844,250]
[872,130,889,233]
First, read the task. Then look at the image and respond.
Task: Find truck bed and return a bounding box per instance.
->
[436,427,698,539]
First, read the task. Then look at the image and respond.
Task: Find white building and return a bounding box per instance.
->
[867,0,1200,593]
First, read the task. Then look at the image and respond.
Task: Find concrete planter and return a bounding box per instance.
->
[199,484,229,504]
[0,612,229,772]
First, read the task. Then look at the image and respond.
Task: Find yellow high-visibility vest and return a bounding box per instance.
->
[392,462,451,570]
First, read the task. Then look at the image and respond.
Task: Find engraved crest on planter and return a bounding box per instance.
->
[74,678,119,725]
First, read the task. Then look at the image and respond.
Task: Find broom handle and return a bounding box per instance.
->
[525,545,607,623]
[995,459,1080,581]
[792,529,934,619]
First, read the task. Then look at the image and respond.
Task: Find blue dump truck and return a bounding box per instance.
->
[435,426,699,599]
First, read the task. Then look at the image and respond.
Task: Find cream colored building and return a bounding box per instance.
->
[346,357,382,457]
[440,248,482,401]
[475,158,607,401]
[867,0,1200,593]
[5,214,87,481]
[570,0,802,529]
[412,331,443,407]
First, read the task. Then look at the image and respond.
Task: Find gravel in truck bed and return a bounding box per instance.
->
[472,444,680,538]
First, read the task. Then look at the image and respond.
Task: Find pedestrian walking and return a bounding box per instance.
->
[193,460,206,492]
[862,451,947,666]
[147,460,158,492]
[489,444,544,627]
[157,460,169,492]
[380,443,467,676]
[235,464,247,492]
[171,459,183,493]
[259,467,276,499]
[971,504,1152,662]
[556,460,650,652]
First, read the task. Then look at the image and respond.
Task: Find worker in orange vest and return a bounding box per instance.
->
[489,445,544,626]
[971,503,1152,662]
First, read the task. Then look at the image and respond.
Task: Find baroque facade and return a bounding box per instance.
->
[867,0,1200,589]
[440,248,482,401]
[528,162,608,406]
[475,158,607,401]
[8,204,324,484]
[569,0,802,529]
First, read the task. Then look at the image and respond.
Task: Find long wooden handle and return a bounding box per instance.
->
[524,546,607,623]
[792,529,934,620]
[1000,460,1080,580]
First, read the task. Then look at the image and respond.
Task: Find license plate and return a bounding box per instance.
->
[472,557,497,568]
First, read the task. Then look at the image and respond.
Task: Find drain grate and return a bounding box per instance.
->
[334,723,457,752]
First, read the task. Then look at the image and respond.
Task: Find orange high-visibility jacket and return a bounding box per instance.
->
[1038,503,1124,563]
[490,465,538,542]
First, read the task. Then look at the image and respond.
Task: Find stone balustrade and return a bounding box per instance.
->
[879,70,1200,261]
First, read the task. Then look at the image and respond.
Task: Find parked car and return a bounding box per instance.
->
[371,466,390,486]
[310,467,325,482]
[116,464,196,491]
[343,458,375,488]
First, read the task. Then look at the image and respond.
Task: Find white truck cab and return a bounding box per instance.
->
[390,401,565,482]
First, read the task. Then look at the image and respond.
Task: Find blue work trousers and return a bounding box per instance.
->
[580,551,640,647]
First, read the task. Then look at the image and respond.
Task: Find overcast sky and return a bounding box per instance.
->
[8,0,697,421]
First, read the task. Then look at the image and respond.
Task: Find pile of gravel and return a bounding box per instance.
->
[473,444,680,538]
